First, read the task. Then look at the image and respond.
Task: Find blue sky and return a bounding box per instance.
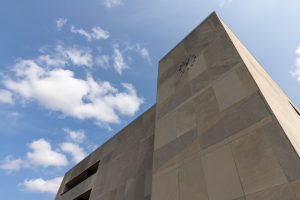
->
[1,0,300,199]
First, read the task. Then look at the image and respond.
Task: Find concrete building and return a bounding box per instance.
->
[55,12,300,200]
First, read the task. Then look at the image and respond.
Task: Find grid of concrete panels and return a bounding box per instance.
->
[153,12,300,200]
[220,16,300,161]
[56,12,300,200]
[56,106,155,200]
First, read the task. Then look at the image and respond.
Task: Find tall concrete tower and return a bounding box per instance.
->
[56,12,300,200]
[152,12,300,200]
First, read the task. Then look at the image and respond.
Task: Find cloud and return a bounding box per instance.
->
[0,156,24,172]
[91,27,110,40]
[61,142,87,163]
[1,139,68,172]
[220,0,233,6]
[71,25,109,41]
[139,48,150,59]
[103,0,123,8]
[136,44,151,62]
[107,83,143,115]
[4,59,143,125]
[64,47,93,67]
[0,89,14,104]
[27,139,68,168]
[37,45,93,68]
[56,18,68,31]
[64,128,86,143]
[95,55,110,69]
[37,54,67,68]
[113,45,128,74]
[22,177,63,194]
[119,43,151,64]
[291,44,300,81]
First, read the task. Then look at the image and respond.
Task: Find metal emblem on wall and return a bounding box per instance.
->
[178,54,197,75]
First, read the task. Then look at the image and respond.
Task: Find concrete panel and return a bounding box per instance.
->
[156,83,191,120]
[291,180,300,199]
[187,53,208,81]
[245,184,297,200]
[213,70,248,111]
[155,111,176,150]
[235,65,258,96]
[158,53,174,84]
[193,87,220,134]
[157,76,175,106]
[178,154,209,200]
[152,168,179,200]
[264,122,300,182]
[202,145,244,200]
[176,99,196,137]
[170,41,187,67]
[191,62,240,95]
[136,136,154,174]
[153,128,199,175]
[200,92,270,149]
[202,31,240,70]
[231,129,287,195]
[184,15,220,56]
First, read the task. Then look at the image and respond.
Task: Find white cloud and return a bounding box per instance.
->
[0,156,24,172]
[70,26,91,40]
[95,55,110,69]
[140,48,150,58]
[64,47,93,67]
[64,128,86,143]
[71,25,109,41]
[37,54,67,68]
[91,27,110,40]
[27,139,68,167]
[107,83,143,115]
[113,45,128,75]
[220,0,232,6]
[56,18,68,31]
[1,139,68,173]
[4,59,143,125]
[120,43,151,63]
[0,89,14,104]
[136,44,150,62]
[292,44,300,81]
[38,45,93,68]
[61,142,87,163]
[22,177,63,194]
[103,0,123,8]
[296,45,300,55]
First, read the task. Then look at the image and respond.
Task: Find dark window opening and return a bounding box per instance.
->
[62,161,99,195]
[73,189,91,200]
[290,102,300,116]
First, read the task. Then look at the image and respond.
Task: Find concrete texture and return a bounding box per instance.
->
[56,12,300,200]
[56,106,155,200]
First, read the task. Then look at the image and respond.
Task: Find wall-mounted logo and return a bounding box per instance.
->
[178,54,197,75]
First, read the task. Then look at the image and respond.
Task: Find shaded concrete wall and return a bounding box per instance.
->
[152,12,300,200]
[56,12,300,200]
[219,15,300,199]
[56,105,155,200]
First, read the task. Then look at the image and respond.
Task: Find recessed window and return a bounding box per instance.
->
[290,102,300,116]
[73,189,91,200]
[62,161,99,195]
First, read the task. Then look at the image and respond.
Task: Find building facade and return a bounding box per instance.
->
[56,12,300,200]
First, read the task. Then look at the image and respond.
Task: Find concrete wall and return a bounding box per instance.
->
[56,12,300,200]
[56,105,155,200]
[152,12,300,200]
